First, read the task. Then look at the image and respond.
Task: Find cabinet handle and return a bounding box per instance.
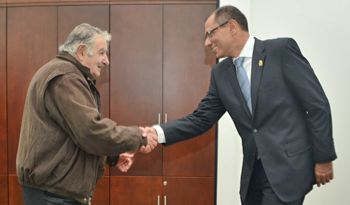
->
[158,113,161,124]
[157,195,160,205]
[164,114,167,123]
[164,196,166,205]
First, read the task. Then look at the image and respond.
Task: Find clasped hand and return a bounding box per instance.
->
[139,127,158,154]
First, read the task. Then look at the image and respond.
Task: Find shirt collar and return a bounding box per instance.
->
[232,35,255,62]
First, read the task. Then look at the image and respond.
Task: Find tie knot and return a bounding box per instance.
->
[235,57,245,67]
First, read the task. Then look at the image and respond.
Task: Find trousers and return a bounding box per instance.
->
[22,186,87,205]
[243,159,305,205]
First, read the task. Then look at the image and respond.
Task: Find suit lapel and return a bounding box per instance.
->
[251,38,265,116]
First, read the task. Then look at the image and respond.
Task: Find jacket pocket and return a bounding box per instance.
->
[285,137,311,157]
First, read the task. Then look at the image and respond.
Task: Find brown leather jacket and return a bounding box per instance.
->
[16,52,147,204]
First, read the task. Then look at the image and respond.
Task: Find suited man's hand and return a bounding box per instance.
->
[315,162,334,187]
[139,127,158,154]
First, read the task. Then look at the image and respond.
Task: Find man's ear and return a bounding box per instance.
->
[76,44,86,60]
[228,19,238,34]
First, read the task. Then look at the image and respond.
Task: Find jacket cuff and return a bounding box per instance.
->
[106,155,120,166]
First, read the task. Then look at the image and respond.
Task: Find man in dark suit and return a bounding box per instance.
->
[142,5,336,205]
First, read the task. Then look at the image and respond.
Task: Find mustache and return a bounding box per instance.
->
[98,64,105,68]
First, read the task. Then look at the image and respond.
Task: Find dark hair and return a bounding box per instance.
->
[210,6,249,32]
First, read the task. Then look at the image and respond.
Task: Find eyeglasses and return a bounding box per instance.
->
[205,21,229,40]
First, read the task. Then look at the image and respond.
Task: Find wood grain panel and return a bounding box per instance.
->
[163,177,215,205]
[58,5,110,119]
[163,4,217,177]
[7,6,58,174]
[92,176,109,205]
[111,0,215,2]
[109,5,163,176]
[9,175,23,205]
[0,175,8,205]
[110,176,162,205]
[7,0,108,3]
[0,8,7,175]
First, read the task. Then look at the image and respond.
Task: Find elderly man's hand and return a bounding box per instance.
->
[117,151,136,172]
[139,127,158,154]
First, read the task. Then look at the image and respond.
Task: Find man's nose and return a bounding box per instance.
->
[103,54,109,66]
[204,38,211,47]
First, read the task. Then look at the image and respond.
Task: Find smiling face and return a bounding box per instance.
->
[204,14,249,59]
[204,14,233,59]
[81,34,109,78]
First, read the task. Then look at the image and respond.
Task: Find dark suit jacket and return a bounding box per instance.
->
[160,37,337,202]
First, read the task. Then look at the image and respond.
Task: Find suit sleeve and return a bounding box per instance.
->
[281,38,337,163]
[160,67,226,146]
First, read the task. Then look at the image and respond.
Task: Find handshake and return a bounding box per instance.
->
[116,126,158,172]
[139,126,159,154]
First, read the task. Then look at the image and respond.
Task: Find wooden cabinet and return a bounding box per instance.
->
[109,4,163,177]
[7,0,108,4]
[0,175,8,205]
[162,4,217,178]
[7,6,58,175]
[0,8,7,175]
[3,2,217,205]
[9,175,23,205]
[163,177,215,204]
[109,4,216,204]
[110,176,215,205]
[110,176,163,204]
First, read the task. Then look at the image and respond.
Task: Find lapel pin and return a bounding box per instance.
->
[259,60,263,67]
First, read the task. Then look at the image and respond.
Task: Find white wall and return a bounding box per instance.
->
[217,0,350,204]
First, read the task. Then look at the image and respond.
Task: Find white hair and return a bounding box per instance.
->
[59,23,111,56]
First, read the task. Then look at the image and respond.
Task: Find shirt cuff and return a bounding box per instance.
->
[153,125,166,143]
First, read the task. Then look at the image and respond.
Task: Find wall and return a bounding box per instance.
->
[217,0,350,204]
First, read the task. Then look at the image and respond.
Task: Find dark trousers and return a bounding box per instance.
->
[22,186,86,205]
[243,159,305,205]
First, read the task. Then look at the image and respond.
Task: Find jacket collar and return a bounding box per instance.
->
[56,52,96,83]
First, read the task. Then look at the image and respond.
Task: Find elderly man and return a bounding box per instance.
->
[16,23,157,205]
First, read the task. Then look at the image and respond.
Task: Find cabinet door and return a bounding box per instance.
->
[92,176,110,205]
[110,5,163,176]
[110,176,163,205]
[163,177,215,205]
[163,5,217,177]
[9,175,23,205]
[7,6,58,174]
[0,8,7,175]
[0,175,8,205]
[7,0,108,4]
